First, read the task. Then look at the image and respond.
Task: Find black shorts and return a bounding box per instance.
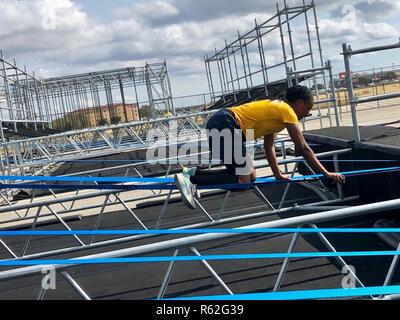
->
[206,109,249,175]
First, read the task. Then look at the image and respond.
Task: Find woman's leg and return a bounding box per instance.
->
[190,169,238,185]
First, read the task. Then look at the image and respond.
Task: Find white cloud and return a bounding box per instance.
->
[0,0,399,95]
[363,22,398,40]
[114,0,180,21]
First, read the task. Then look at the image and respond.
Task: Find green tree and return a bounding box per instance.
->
[110,116,121,125]
[357,76,371,86]
[311,84,325,91]
[383,71,397,81]
[139,105,152,119]
[98,119,108,126]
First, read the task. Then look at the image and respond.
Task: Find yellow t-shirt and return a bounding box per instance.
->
[228,100,299,140]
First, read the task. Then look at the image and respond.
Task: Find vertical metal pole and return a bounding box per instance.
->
[89,195,110,244]
[312,0,332,127]
[24,66,37,131]
[22,206,43,257]
[342,43,361,143]
[157,249,180,299]
[277,3,290,87]
[244,42,253,87]
[155,189,173,229]
[327,61,340,127]
[333,154,344,200]
[284,0,297,78]
[33,73,45,130]
[221,57,229,94]
[238,31,251,98]
[382,241,400,289]
[255,19,268,96]
[132,69,141,119]
[1,51,14,132]
[232,50,241,91]
[217,191,231,221]
[13,59,27,127]
[215,50,226,100]
[164,61,175,115]
[303,0,321,126]
[145,64,156,119]
[273,230,301,292]
[205,56,216,104]
[225,41,236,102]
[1,51,18,132]
[119,78,128,122]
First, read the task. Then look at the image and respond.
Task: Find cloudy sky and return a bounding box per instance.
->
[1,0,399,97]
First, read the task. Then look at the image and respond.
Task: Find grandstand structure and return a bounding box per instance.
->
[1,53,174,140]
[205,0,340,129]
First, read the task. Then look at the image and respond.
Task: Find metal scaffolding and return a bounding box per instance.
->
[0,50,49,137]
[0,110,215,178]
[39,61,175,125]
[342,39,400,143]
[204,0,340,129]
[1,51,175,139]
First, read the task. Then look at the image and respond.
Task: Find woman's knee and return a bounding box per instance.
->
[238,175,250,184]
[251,169,257,181]
[238,172,256,184]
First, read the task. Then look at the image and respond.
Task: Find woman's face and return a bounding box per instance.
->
[294,98,313,120]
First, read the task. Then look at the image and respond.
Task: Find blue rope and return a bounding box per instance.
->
[0,165,399,191]
[166,285,400,300]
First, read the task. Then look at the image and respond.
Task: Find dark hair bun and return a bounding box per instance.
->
[285,85,312,104]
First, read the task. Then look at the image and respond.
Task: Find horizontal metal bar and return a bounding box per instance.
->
[288,66,330,75]
[344,42,400,56]
[354,92,400,104]
[313,98,336,105]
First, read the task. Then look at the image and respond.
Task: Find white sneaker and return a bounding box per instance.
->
[182,166,197,177]
[174,173,196,209]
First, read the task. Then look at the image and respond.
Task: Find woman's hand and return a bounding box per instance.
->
[275,173,291,181]
[325,172,346,184]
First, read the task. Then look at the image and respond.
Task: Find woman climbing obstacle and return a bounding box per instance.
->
[174,85,345,209]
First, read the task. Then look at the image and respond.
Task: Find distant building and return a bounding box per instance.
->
[70,103,140,127]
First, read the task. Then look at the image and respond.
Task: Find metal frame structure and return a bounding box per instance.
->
[204,0,340,130]
[1,196,400,300]
[0,50,49,135]
[38,61,175,126]
[0,146,352,259]
[342,39,400,143]
[0,143,370,300]
[0,111,215,176]
[1,50,174,138]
